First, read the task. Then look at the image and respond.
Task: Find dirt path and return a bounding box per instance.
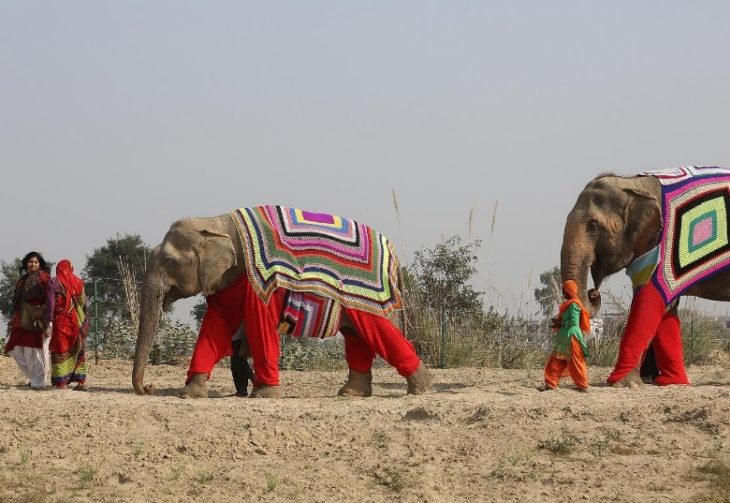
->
[1,356,728,502]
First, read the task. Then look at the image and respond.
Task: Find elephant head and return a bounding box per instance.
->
[560,174,662,317]
[132,214,244,395]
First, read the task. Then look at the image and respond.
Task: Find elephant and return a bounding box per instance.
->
[133,205,433,398]
[561,166,730,386]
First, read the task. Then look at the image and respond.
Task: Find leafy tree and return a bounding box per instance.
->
[534,266,562,318]
[0,258,22,321]
[190,299,206,329]
[407,236,483,314]
[82,234,151,324]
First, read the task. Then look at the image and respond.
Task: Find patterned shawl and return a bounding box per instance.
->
[640,166,730,304]
[230,206,403,317]
[13,271,50,307]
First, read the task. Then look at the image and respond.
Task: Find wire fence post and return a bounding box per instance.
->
[690,318,695,364]
[439,310,447,369]
[93,277,99,365]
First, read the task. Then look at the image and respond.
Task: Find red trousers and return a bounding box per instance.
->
[606,282,689,386]
[187,274,422,387]
[186,275,247,382]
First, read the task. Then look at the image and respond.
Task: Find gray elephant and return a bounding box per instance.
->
[133,205,433,398]
[561,166,730,386]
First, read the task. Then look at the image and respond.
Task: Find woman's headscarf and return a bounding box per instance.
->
[558,280,591,333]
[56,259,85,311]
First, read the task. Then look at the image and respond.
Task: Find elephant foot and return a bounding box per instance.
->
[250,384,282,398]
[406,363,433,395]
[179,373,208,399]
[338,369,372,397]
[609,369,642,389]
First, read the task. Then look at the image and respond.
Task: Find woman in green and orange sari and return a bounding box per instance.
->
[46,259,89,390]
[540,280,591,391]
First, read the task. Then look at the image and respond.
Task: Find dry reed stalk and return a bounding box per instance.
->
[490,200,499,236]
[117,256,140,330]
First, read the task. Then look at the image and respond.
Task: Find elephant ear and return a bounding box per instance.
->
[197,230,237,296]
[623,187,662,256]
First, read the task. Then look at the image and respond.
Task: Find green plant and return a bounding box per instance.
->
[79,467,95,485]
[171,466,184,481]
[197,473,213,485]
[19,448,31,465]
[265,473,278,492]
[538,435,579,455]
[591,437,611,457]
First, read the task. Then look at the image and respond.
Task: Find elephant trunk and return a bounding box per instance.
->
[132,276,166,395]
[560,218,602,318]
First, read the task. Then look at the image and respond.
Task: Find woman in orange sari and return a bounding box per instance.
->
[46,259,89,390]
[540,280,591,391]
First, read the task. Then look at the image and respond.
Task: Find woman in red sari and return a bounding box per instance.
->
[46,259,89,390]
[5,252,52,390]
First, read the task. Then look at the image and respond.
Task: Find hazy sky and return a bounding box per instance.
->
[2,2,730,321]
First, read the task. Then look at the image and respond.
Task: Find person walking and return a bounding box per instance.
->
[540,280,591,392]
[45,259,89,390]
[4,252,52,390]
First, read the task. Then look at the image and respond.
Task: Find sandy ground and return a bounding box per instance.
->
[0,355,729,503]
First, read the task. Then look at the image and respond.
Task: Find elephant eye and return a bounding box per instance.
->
[587,219,600,235]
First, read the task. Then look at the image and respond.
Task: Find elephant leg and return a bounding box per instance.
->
[343,307,432,394]
[250,383,283,398]
[406,363,433,395]
[180,373,208,398]
[607,282,665,385]
[186,279,246,386]
[242,278,285,397]
[337,319,374,397]
[651,306,690,386]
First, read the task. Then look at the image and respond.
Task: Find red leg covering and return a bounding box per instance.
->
[342,308,421,377]
[607,282,665,384]
[187,276,246,382]
[652,306,690,386]
[341,329,375,374]
[241,276,285,387]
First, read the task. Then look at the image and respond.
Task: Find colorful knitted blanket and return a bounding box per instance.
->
[640,166,730,304]
[230,206,403,317]
[279,291,342,339]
